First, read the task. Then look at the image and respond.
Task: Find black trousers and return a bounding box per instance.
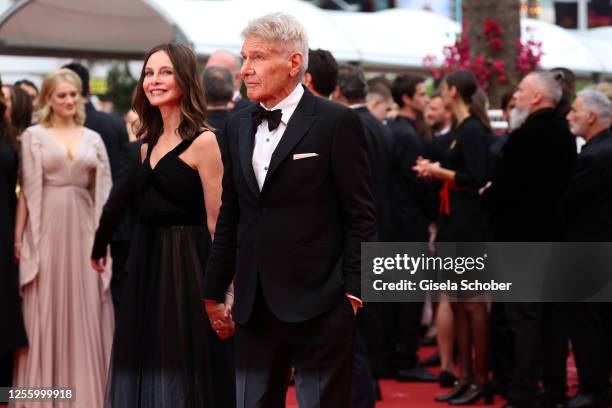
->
[378,302,423,372]
[568,303,609,399]
[234,290,356,408]
[0,352,13,387]
[351,329,376,408]
[541,303,569,402]
[505,302,542,406]
[490,303,513,396]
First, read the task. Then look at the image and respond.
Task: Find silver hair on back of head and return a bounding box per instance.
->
[241,13,309,80]
[580,88,612,125]
[529,72,563,105]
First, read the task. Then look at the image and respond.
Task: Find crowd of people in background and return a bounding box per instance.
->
[1,12,612,408]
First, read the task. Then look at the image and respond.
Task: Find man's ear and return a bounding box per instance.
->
[532,91,543,107]
[289,52,303,78]
[401,94,412,107]
[303,72,312,88]
[331,85,342,102]
[586,110,598,126]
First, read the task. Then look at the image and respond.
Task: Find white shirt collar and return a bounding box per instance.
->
[436,124,452,137]
[349,103,367,109]
[260,83,304,126]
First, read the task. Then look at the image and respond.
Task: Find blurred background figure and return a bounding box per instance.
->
[0,76,28,389]
[14,79,39,113]
[366,76,394,123]
[2,84,34,139]
[334,62,394,408]
[550,67,576,120]
[13,68,114,408]
[205,49,250,111]
[563,89,612,408]
[63,62,130,315]
[202,65,234,137]
[124,109,139,142]
[414,70,493,405]
[304,48,338,99]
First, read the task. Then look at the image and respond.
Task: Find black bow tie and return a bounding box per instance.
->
[252,106,282,131]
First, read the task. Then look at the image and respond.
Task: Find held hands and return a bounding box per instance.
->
[204,295,235,340]
[412,156,441,180]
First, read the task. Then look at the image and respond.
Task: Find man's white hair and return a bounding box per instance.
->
[241,13,309,80]
[528,72,563,105]
[580,88,612,125]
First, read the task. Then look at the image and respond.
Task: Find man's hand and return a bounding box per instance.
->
[91,256,107,273]
[347,296,361,316]
[204,300,235,339]
[479,181,492,195]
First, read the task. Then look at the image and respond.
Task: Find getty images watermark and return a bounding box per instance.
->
[361,242,612,302]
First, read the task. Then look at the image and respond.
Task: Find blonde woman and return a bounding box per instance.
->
[13,68,114,408]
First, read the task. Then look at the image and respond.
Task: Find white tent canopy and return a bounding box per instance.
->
[1,0,611,75]
[0,0,179,58]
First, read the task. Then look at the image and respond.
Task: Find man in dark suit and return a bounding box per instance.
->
[380,74,435,383]
[90,140,141,312]
[206,50,252,112]
[303,49,338,99]
[482,72,577,408]
[333,63,395,407]
[202,66,233,138]
[562,89,612,408]
[203,13,377,408]
[63,62,131,307]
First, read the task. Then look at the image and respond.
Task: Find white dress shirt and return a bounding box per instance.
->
[252,84,304,190]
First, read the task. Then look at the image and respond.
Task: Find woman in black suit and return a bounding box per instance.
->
[414,70,493,405]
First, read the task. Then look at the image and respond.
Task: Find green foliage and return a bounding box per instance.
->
[105,63,137,115]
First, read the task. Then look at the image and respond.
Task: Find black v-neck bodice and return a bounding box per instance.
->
[138,138,205,226]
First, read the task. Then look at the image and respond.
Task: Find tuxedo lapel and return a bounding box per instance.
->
[263,90,317,188]
[238,116,260,197]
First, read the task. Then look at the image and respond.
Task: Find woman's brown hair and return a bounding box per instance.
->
[133,42,211,145]
[444,70,492,132]
[0,78,17,152]
[8,85,33,136]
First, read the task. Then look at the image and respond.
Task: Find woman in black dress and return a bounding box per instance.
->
[99,43,235,407]
[413,71,492,405]
[0,79,28,387]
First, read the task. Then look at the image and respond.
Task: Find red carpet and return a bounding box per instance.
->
[1,345,578,408]
[286,344,579,407]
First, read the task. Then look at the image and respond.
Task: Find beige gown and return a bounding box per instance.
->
[13,124,114,408]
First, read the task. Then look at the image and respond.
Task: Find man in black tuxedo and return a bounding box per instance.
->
[380,74,435,383]
[482,72,577,408]
[203,13,377,408]
[562,89,612,408]
[202,66,233,138]
[63,62,131,313]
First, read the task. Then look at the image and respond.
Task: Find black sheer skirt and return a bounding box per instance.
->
[105,224,235,407]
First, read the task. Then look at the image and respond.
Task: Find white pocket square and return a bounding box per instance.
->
[293,153,319,160]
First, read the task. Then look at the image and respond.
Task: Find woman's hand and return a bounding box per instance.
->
[412,157,440,180]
